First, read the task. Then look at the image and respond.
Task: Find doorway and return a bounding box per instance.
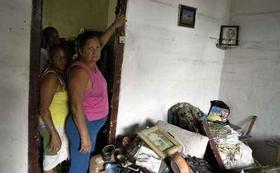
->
[28,0,127,172]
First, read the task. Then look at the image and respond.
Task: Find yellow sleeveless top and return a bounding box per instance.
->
[39,69,69,127]
[48,87,68,126]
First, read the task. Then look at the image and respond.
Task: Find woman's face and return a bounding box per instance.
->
[79,37,101,63]
[52,48,67,71]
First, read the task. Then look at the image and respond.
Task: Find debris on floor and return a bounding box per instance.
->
[89,101,272,173]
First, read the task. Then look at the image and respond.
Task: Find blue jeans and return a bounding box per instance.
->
[66,114,107,173]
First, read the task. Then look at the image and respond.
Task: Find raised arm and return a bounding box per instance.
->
[99,15,126,48]
[39,73,62,153]
[68,67,91,153]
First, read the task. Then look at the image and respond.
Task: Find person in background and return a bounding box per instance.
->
[39,45,69,173]
[66,15,126,173]
[41,27,60,72]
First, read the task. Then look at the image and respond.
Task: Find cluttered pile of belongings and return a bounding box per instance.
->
[90,101,256,173]
[203,101,255,170]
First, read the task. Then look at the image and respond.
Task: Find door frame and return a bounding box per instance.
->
[28,0,126,172]
[28,0,42,172]
[108,0,127,144]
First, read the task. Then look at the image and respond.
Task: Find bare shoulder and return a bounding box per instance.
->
[69,66,88,79]
[40,72,60,93]
[41,72,59,85]
[68,66,89,88]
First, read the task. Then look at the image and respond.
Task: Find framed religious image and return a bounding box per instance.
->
[138,126,181,159]
[219,25,239,46]
[178,4,197,28]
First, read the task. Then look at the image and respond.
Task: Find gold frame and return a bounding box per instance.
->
[138,126,181,159]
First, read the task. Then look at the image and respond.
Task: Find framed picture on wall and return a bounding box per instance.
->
[219,25,239,46]
[138,126,181,159]
[178,4,197,28]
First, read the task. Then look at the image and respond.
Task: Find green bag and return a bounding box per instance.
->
[39,128,57,156]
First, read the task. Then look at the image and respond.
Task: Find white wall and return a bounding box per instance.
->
[116,0,231,135]
[219,0,280,164]
[0,0,30,172]
[1,0,278,169]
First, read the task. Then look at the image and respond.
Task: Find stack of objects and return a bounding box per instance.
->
[204,100,255,170]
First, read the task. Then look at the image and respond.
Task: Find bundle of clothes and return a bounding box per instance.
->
[207,123,254,169]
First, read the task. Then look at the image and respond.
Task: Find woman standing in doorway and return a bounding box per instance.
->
[39,45,69,173]
[66,16,125,173]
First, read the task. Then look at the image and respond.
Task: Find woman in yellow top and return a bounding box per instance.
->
[39,45,69,173]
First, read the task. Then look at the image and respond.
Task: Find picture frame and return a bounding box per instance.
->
[219,25,239,46]
[137,126,181,159]
[178,4,197,28]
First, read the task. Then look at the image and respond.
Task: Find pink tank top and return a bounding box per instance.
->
[70,62,108,121]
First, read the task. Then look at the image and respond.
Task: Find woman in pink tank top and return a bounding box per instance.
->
[66,15,126,173]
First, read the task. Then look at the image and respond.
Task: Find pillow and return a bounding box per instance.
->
[156,120,209,159]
